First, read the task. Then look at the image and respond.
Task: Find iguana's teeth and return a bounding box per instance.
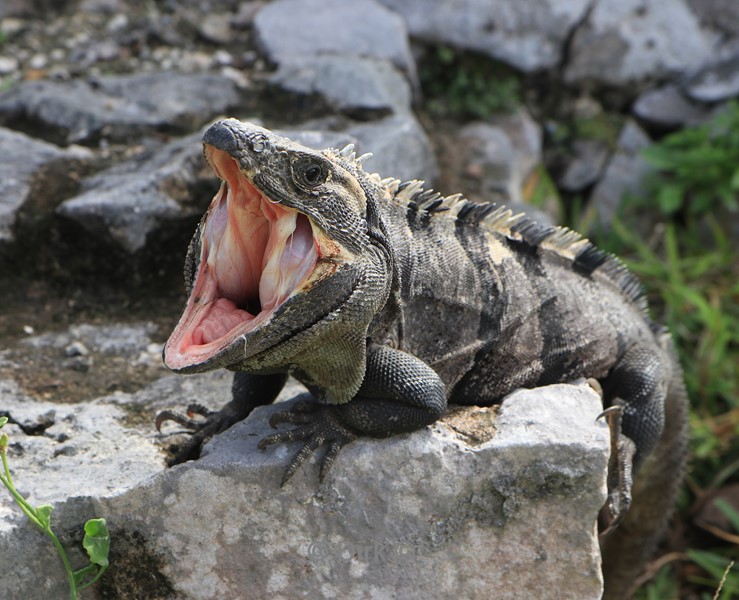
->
[259,211,297,310]
[259,212,317,311]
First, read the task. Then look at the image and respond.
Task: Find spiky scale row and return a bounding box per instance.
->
[328,139,648,317]
[382,177,647,314]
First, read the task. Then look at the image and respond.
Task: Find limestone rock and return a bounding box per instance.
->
[456,110,542,205]
[0,127,92,243]
[377,0,592,72]
[0,378,165,530]
[275,127,358,156]
[347,113,438,184]
[56,131,210,254]
[0,382,609,599]
[267,55,412,119]
[253,0,417,86]
[588,121,652,228]
[684,54,739,103]
[686,0,739,37]
[0,72,242,144]
[566,0,718,86]
[558,138,611,193]
[633,84,713,129]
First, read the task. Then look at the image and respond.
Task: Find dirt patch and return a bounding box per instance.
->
[0,277,184,403]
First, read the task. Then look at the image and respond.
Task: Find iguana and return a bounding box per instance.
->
[158,118,688,598]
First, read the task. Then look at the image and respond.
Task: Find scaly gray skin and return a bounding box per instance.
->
[158,119,688,596]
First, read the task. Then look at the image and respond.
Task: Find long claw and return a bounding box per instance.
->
[155,410,203,431]
[155,403,241,466]
[186,403,214,418]
[258,425,312,449]
[597,405,623,423]
[280,435,325,487]
[597,403,636,536]
[269,409,315,428]
[319,439,347,482]
[258,402,356,485]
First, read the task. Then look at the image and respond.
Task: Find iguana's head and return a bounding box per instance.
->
[163,119,389,378]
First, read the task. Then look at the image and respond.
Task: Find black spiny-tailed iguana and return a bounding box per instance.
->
[158,119,688,598]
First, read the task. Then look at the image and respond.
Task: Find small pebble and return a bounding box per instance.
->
[65,341,90,357]
[0,56,18,74]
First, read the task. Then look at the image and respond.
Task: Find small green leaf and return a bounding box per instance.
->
[687,549,735,580]
[0,433,7,454]
[35,504,53,529]
[83,518,110,567]
[714,498,739,534]
[0,416,8,428]
[730,168,739,191]
[656,184,684,215]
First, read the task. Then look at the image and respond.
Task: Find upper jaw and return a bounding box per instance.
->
[162,142,349,373]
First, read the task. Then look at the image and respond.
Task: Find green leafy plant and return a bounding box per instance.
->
[687,552,737,599]
[419,45,521,119]
[0,416,110,599]
[597,102,739,600]
[641,102,739,216]
[636,560,681,600]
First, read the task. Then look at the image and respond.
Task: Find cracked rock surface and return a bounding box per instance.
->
[0,382,608,600]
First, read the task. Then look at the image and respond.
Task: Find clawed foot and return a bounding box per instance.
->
[155,403,240,465]
[258,400,357,486]
[597,405,635,536]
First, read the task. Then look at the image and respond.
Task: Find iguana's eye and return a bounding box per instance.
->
[292,156,328,190]
[304,164,323,184]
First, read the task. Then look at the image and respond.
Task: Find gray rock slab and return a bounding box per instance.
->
[278,117,437,185]
[57,131,210,254]
[0,317,238,531]
[347,114,438,183]
[634,84,714,129]
[588,120,652,229]
[0,382,609,599]
[558,138,611,193]
[0,72,242,144]
[684,53,739,102]
[686,0,739,37]
[566,0,718,85]
[268,55,412,118]
[378,0,592,72]
[456,109,542,205]
[459,123,516,196]
[0,127,92,243]
[275,128,357,155]
[0,378,165,531]
[20,321,160,358]
[254,0,418,86]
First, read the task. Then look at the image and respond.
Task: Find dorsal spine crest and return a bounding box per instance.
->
[386,178,646,312]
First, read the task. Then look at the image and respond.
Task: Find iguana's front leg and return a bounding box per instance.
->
[156,371,287,464]
[259,344,447,485]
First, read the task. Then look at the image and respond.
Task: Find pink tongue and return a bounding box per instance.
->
[193,298,252,345]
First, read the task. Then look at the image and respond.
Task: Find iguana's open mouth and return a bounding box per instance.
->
[163,147,319,370]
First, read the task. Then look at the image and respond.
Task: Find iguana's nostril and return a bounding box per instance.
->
[203,120,239,155]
